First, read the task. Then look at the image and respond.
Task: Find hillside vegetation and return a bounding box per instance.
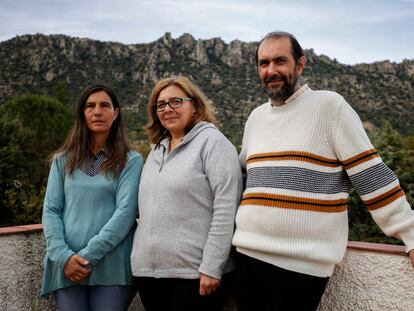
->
[1,33,413,244]
[1,33,414,144]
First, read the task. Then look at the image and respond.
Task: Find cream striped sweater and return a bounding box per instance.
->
[232,84,414,277]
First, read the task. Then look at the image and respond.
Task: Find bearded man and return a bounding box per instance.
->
[232,31,414,311]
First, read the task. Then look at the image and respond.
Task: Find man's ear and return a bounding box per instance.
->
[296,56,306,75]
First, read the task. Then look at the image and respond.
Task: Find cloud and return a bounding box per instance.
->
[0,0,413,64]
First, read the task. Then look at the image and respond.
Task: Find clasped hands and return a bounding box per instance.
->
[64,254,91,283]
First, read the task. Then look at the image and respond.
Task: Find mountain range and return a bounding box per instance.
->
[1,33,413,144]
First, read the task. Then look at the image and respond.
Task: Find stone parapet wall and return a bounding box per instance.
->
[319,242,414,311]
[1,225,413,311]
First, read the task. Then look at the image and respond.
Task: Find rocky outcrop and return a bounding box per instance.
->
[0,33,413,143]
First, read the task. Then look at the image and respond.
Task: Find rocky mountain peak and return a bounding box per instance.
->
[0,33,413,143]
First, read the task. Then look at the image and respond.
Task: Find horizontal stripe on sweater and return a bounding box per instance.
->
[246,166,351,194]
[348,162,397,195]
[246,151,341,167]
[246,150,380,171]
[363,185,405,210]
[342,149,380,169]
[240,192,347,213]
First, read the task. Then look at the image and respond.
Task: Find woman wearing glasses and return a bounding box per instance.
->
[131,76,242,311]
[41,84,143,310]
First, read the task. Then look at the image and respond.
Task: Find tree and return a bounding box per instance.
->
[53,81,74,107]
[0,94,73,226]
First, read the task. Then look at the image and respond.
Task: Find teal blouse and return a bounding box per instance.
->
[41,151,143,297]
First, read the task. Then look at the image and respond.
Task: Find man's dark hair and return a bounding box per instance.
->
[255,31,304,65]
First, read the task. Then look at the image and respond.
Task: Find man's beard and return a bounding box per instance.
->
[262,72,300,103]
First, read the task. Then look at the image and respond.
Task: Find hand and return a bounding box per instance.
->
[64,254,91,283]
[199,273,221,296]
[409,249,414,268]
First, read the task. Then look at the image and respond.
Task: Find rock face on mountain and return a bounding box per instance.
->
[1,33,413,143]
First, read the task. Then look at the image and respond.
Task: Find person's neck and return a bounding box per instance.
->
[270,99,286,107]
[168,132,185,153]
[90,134,108,156]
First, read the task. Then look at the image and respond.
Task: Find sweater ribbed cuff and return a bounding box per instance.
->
[398,228,414,253]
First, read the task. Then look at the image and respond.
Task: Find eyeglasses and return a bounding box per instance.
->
[155,97,192,112]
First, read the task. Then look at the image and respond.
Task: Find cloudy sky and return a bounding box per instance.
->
[1,0,413,64]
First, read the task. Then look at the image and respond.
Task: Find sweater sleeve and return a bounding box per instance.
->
[333,99,414,252]
[42,155,76,268]
[198,135,243,279]
[77,153,143,264]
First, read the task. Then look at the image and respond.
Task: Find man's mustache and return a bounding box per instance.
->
[264,75,286,83]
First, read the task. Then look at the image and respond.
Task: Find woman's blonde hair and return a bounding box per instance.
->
[145,76,218,145]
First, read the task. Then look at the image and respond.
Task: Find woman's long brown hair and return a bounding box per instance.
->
[53,84,130,176]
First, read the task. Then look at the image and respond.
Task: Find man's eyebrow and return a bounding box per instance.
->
[258,55,288,63]
[85,101,111,104]
[271,56,288,61]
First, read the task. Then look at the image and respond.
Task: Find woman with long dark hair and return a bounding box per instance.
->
[41,84,143,310]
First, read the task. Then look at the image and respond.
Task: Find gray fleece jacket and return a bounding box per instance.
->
[131,122,242,279]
